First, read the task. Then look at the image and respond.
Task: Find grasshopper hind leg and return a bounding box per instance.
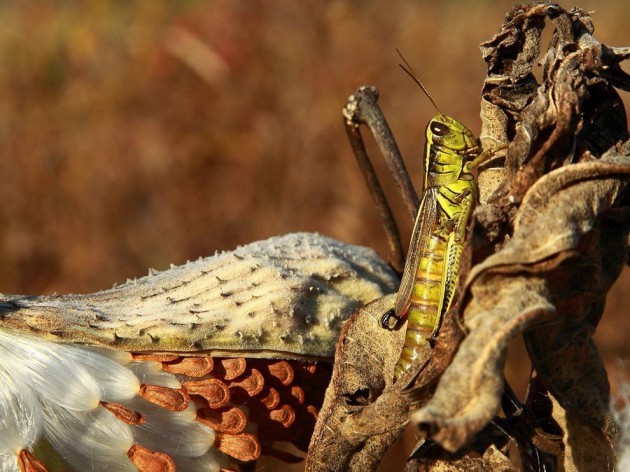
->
[343,87,421,274]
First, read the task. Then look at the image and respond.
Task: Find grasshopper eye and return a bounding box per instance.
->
[430,121,450,137]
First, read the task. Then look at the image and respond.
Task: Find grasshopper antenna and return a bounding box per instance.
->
[396,48,443,116]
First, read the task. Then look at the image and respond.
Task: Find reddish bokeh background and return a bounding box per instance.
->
[0,1,628,468]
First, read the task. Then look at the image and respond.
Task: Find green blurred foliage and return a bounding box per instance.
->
[0,1,628,452]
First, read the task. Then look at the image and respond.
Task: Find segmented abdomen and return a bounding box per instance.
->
[394,232,446,379]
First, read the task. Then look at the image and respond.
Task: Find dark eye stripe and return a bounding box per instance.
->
[430,122,449,137]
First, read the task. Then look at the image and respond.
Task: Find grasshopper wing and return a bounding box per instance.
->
[394,187,438,318]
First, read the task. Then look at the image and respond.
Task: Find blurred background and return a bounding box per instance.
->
[0,0,628,467]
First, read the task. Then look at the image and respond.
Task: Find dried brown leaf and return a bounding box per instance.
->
[412,2,630,458]
[549,393,616,471]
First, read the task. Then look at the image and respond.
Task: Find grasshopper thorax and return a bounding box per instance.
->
[424,114,480,189]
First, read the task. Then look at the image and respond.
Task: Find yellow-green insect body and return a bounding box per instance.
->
[393,114,484,379]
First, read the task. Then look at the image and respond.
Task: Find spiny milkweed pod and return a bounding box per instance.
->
[0,232,397,471]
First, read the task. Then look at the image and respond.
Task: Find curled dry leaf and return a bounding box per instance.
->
[548,390,617,472]
[413,2,630,465]
[413,156,630,452]
[306,294,408,471]
[405,444,518,472]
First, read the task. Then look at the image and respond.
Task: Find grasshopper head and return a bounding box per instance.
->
[425,114,477,154]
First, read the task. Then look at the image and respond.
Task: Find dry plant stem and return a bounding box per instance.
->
[309,3,630,471]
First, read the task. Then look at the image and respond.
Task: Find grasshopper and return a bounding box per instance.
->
[386,121,499,378]
[385,56,506,378]
[344,53,506,379]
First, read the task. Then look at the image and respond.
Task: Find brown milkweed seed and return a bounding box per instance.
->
[100,401,146,425]
[127,444,175,472]
[139,384,190,411]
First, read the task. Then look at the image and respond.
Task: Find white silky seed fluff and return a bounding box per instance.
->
[0,328,220,471]
[130,402,214,457]
[0,331,102,411]
[174,448,231,472]
[61,346,141,402]
[0,366,42,454]
[41,402,136,471]
[128,361,182,388]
